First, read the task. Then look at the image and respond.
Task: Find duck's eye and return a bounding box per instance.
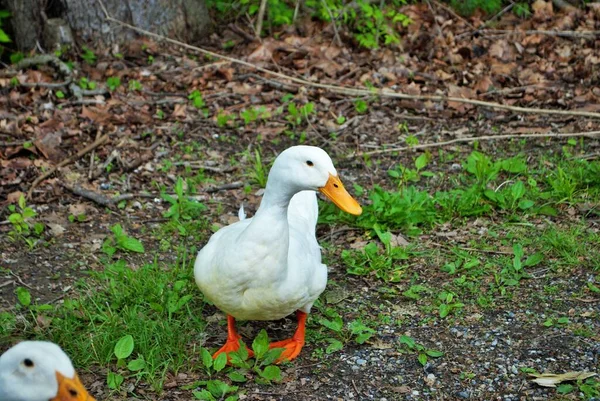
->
[306,160,314,167]
[333,183,339,188]
[69,388,78,397]
[23,358,34,368]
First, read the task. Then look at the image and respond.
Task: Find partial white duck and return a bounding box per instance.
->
[0,341,96,401]
[194,145,362,362]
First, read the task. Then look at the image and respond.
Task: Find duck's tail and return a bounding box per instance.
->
[238,204,247,221]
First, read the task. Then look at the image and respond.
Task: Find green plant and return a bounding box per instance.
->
[161,177,207,226]
[450,0,502,16]
[7,195,44,248]
[106,76,121,91]
[317,308,375,353]
[286,102,315,127]
[102,223,145,256]
[398,335,443,366]
[0,10,11,44]
[247,149,268,188]
[81,46,97,64]
[354,99,368,114]
[79,77,97,90]
[128,79,143,91]
[436,290,464,318]
[240,106,271,125]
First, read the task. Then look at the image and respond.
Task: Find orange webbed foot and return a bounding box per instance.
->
[267,310,308,363]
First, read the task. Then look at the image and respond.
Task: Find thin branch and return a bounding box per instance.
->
[480,29,600,38]
[95,0,600,120]
[349,131,600,158]
[255,0,268,38]
[27,134,110,199]
[321,0,343,47]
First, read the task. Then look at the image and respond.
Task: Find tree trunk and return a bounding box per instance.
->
[3,0,212,52]
[4,0,43,51]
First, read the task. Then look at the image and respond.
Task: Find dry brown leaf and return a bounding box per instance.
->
[529,372,597,388]
[532,0,553,20]
[447,84,475,113]
[489,40,515,62]
[474,76,494,93]
[6,191,25,204]
[34,131,65,163]
[81,106,112,123]
[48,223,66,237]
[172,103,187,118]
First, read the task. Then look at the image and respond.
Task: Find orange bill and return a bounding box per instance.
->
[53,372,96,401]
[319,174,362,215]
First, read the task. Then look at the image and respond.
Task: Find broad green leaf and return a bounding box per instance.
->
[325,339,343,354]
[228,371,247,383]
[524,253,543,267]
[193,389,216,401]
[201,348,213,370]
[16,287,31,306]
[418,353,428,366]
[252,329,269,359]
[414,153,430,170]
[260,365,281,382]
[107,371,124,390]
[261,347,283,366]
[355,332,373,344]
[114,335,134,359]
[399,335,416,349]
[439,303,450,318]
[110,223,124,237]
[127,358,146,371]
[557,384,574,394]
[518,199,534,210]
[425,350,444,358]
[18,195,26,210]
[213,352,227,372]
[118,237,145,253]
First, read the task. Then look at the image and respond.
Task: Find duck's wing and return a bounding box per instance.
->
[287,190,318,235]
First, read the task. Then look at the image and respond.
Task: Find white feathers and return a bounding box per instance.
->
[0,341,75,401]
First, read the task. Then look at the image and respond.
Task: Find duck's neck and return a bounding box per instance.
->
[242,179,296,261]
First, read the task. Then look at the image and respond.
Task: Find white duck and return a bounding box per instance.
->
[194,145,362,362]
[0,341,96,401]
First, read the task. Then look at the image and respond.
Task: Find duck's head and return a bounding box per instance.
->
[268,146,362,215]
[0,341,96,401]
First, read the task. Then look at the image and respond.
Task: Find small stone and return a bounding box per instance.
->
[356,358,367,366]
[457,391,470,399]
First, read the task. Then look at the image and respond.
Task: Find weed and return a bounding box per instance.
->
[247,148,269,188]
[81,46,97,64]
[316,308,375,353]
[398,335,443,366]
[286,102,315,127]
[106,76,121,91]
[79,77,97,90]
[240,106,271,125]
[161,177,207,234]
[102,224,145,256]
[128,79,143,91]
[7,195,44,249]
[189,90,209,115]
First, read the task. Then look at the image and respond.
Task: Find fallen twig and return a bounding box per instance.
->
[480,29,600,38]
[10,271,33,290]
[228,23,256,42]
[349,131,600,158]
[206,181,245,193]
[95,0,600,120]
[173,162,238,174]
[27,134,110,200]
[0,280,15,289]
[321,0,343,47]
[0,141,26,147]
[255,0,268,38]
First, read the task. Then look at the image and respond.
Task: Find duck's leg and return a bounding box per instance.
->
[268,310,307,363]
[213,315,254,359]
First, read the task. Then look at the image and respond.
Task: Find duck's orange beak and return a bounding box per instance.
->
[52,372,96,401]
[318,173,362,215]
